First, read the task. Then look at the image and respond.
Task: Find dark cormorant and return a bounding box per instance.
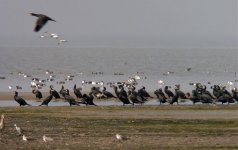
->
[169,94,179,105]
[102,87,117,98]
[73,84,83,99]
[154,88,167,104]
[39,91,53,106]
[174,86,187,99]
[82,92,97,106]
[164,86,174,98]
[212,85,234,104]
[64,90,80,106]
[91,87,106,99]
[50,86,61,99]
[59,85,69,98]
[232,88,238,102]
[138,86,153,99]
[29,13,56,32]
[113,86,131,105]
[128,87,144,105]
[32,89,43,100]
[14,91,31,106]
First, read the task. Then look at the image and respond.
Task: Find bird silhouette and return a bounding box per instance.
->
[50,86,61,99]
[32,89,43,100]
[82,92,97,106]
[29,13,56,32]
[73,84,83,99]
[39,91,53,106]
[113,86,131,106]
[164,86,174,98]
[64,90,81,106]
[14,91,31,106]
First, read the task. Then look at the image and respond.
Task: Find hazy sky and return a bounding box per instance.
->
[0,0,237,48]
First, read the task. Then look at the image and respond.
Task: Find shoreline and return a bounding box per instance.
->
[0,91,158,101]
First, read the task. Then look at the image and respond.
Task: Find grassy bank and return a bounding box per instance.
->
[0,105,238,150]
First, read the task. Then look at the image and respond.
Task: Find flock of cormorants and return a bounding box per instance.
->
[13,82,238,107]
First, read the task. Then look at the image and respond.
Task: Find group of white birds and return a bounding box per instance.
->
[0,114,127,144]
[0,114,54,143]
[14,122,54,142]
[39,31,68,45]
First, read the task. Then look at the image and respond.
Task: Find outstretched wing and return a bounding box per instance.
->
[34,17,48,32]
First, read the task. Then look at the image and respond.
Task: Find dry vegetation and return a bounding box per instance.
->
[0,105,238,150]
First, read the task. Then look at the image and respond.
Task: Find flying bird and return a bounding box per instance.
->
[29,13,56,32]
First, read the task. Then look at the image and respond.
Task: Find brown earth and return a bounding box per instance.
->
[0,105,238,150]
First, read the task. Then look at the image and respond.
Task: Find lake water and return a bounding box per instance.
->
[0,46,237,94]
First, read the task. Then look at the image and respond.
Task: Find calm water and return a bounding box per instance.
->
[0,46,237,93]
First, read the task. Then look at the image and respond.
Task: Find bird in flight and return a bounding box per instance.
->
[29,13,56,32]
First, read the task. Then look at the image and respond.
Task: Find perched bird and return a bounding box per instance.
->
[59,85,69,98]
[39,91,53,106]
[128,87,144,105]
[29,13,56,32]
[32,89,43,100]
[102,87,117,99]
[43,135,54,142]
[14,124,23,136]
[73,84,83,99]
[154,88,167,104]
[64,91,81,106]
[50,86,61,99]
[164,86,174,98]
[113,86,131,106]
[22,135,28,142]
[82,92,97,106]
[0,114,5,130]
[14,91,31,106]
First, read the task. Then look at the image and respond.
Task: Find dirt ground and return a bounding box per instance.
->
[0,105,238,150]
